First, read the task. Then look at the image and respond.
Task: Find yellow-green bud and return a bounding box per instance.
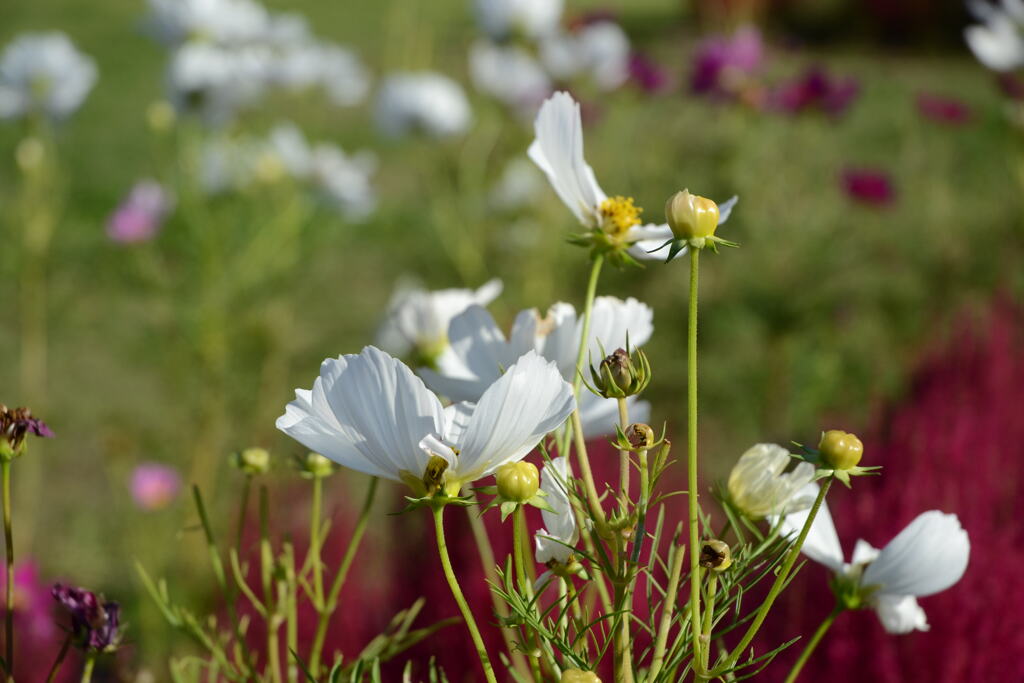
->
[700,539,732,571]
[495,461,540,503]
[590,347,651,399]
[232,447,270,476]
[561,670,602,683]
[301,452,334,478]
[146,100,176,133]
[16,137,44,173]
[627,423,655,450]
[818,430,864,470]
[665,189,719,241]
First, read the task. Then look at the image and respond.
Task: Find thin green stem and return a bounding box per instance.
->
[236,475,251,552]
[309,477,324,609]
[284,542,299,683]
[700,573,718,673]
[714,478,833,677]
[432,506,498,683]
[259,487,282,683]
[2,460,12,681]
[686,247,703,670]
[513,508,543,682]
[79,653,96,683]
[617,398,630,513]
[309,477,378,676]
[648,534,685,681]
[45,634,71,683]
[783,604,843,683]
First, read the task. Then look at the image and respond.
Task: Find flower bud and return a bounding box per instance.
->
[561,670,602,683]
[590,347,651,399]
[699,539,732,571]
[496,461,540,503]
[626,423,655,450]
[818,430,864,470]
[146,100,176,133]
[665,190,719,241]
[232,447,270,476]
[0,405,53,460]
[299,452,334,479]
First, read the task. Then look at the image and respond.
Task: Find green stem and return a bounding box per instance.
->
[783,604,843,683]
[647,534,685,681]
[79,653,96,683]
[713,478,833,677]
[617,398,630,513]
[309,477,324,609]
[259,487,282,683]
[2,460,12,681]
[236,475,251,552]
[700,573,718,673]
[284,542,299,683]
[513,508,543,682]
[45,634,71,683]
[432,506,497,683]
[686,248,703,670]
[309,477,378,676]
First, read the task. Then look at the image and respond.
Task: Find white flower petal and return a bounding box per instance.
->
[776,483,845,572]
[873,594,930,634]
[535,456,578,563]
[862,511,970,598]
[454,351,575,483]
[528,91,606,227]
[578,393,649,439]
[718,195,739,224]
[587,296,653,360]
[728,443,816,519]
[447,305,516,381]
[534,302,580,380]
[965,17,1024,71]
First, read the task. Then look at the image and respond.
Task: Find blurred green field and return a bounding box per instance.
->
[0,0,1021,673]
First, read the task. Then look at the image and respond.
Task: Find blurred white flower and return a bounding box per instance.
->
[376,280,504,362]
[534,456,578,564]
[469,41,551,111]
[418,297,652,437]
[375,72,472,138]
[277,347,575,494]
[271,42,370,106]
[146,0,271,47]
[0,32,97,120]
[541,21,630,91]
[474,0,563,40]
[727,443,815,519]
[965,0,1024,71]
[166,42,271,123]
[309,143,378,219]
[490,158,545,211]
[529,91,737,262]
[778,487,971,634]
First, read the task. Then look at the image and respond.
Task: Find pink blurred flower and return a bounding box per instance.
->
[130,462,181,511]
[916,93,972,126]
[629,52,669,93]
[772,66,859,117]
[691,26,764,97]
[997,73,1024,100]
[106,180,171,244]
[840,168,895,206]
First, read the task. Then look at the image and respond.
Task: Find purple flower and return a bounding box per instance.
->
[916,93,972,126]
[629,52,669,93]
[691,26,764,97]
[997,73,1024,100]
[106,180,171,244]
[772,66,859,117]
[0,405,52,457]
[52,584,121,653]
[129,462,182,511]
[841,168,895,206]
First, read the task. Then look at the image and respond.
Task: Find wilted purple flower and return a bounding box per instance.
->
[916,93,972,126]
[51,584,121,653]
[772,66,859,117]
[629,51,669,93]
[841,168,895,206]
[129,462,182,511]
[0,405,52,457]
[106,180,172,244]
[691,26,764,97]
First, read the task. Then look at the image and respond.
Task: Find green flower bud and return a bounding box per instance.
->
[665,189,719,241]
[495,461,540,503]
[626,423,655,451]
[818,430,864,470]
[146,100,176,133]
[561,670,602,683]
[232,447,270,476]
[700,539,732,572]
[299,452,335,479]
[589,346,651,399]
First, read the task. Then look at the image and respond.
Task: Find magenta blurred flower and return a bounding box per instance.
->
[52,584,121,653]
[840,168,895,206]
[106,180,171,244]
[916,93,972,126]
[772,66,859,117]
[629,51,669,93]
[130,462,182,511]
[997,73,1024,100]
[691,26,764,97]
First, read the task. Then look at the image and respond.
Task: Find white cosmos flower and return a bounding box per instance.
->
[535,456,578,564]
[540,21,630,91]
[376,280,504,362]
[490,158,545,211]
[270,42,370,106]
[474,0,563,40]
[777,486,971,634]
[375,72,472,139]
[965,0,1024,71]
[417,297,652,438]
[529,91,737,261]
[146,0,271,47]
[0,33,98,121]
[166,42,271,123]
[277,347,575,494]
[469,41,551,112]
[727,443,816,519]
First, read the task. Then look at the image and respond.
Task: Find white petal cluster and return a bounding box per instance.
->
[469,41,551,112]
[277,347,574,492]
[534,456,579,564]
[374,72,473,139]
[489,158,546,211]
[779,485,971,634]
[540,21,631,91]
[199,123,376,218]
[727,443,816,519]
[417,296,653,438]
[146,0,369,124]
[474,0,563,41]
[530,92,738,261]
[376,280,504,360]
[0,32,97,121]
[965,0,1024,71]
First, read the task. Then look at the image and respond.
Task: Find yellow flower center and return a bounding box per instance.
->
[599,196,642,236]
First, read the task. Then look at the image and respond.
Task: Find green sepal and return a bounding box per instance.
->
[499,500,519,523]
[392,492,475,515]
